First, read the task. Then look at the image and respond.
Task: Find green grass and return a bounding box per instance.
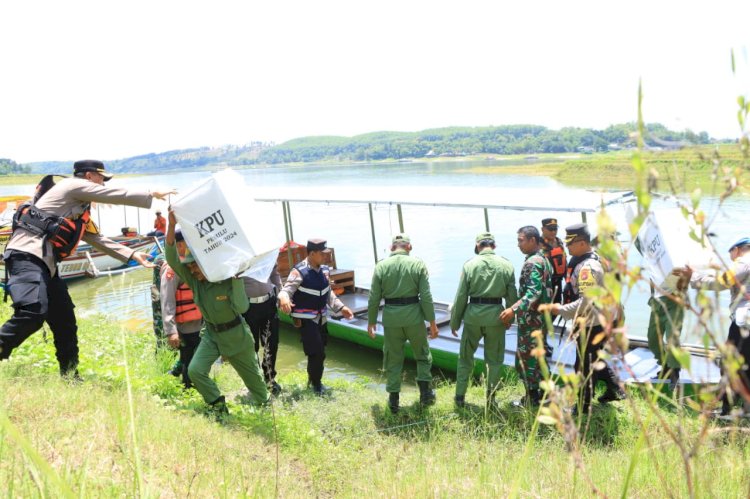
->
[2,308,750,497]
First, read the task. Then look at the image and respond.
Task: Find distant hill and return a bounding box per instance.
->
[17,123,719,174]
[26,142,271,174]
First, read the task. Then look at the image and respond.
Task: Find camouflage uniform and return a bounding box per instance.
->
[151,253,166,341]
[511,250,553,392]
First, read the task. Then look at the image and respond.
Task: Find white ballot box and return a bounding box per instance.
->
[635,209,717,290]
[171,169,280,282]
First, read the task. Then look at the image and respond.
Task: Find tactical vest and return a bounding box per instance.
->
[290,261,330,319]
[11,175,93,261]
[547,245,566,279]
[563,252,599,304]
[175,281,202,323]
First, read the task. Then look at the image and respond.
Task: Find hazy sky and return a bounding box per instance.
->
[1,1,748,163]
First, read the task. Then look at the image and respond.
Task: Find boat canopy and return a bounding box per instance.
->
[255,187,635,213]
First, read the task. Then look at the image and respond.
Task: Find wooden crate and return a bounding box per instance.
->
[277,242,307,280]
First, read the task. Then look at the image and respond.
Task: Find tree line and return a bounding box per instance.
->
[0,158,31,175]
[9,123,717,174]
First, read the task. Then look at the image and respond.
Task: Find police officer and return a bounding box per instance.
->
[541,217,566,357]
[278,239,353,395]
[165,209,268,415]
[367,233,438,414]
[0,160,173,376]
[549,223,624,415]
[452,232,517,409]
[500,226,553,407]
[689,236,750,416]
[242,265,283,395]
[161,230,203,388]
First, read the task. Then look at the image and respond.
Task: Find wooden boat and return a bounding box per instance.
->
[273,236,720,387]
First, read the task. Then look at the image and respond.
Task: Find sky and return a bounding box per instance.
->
[1,1,749,163]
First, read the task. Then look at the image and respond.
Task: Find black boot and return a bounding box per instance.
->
[597,386,626,404]
[454,394,466,408]
[388,392,400,414]
[418,381,436,406]
[208,395,229,421]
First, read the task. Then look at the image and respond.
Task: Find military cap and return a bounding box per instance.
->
[564,223,591,244]
[392,233,411,244]
[73,159,113,181]
[475,232,495,243]
[307,238,331,253]
[729,237,750,251]
[541,218,559,229]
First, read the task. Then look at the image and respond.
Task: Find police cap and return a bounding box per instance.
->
[541,218,558,230]
[73,160,113,181]
[564,223,591,244]
[392,233,411,244]
[307,238,331,253]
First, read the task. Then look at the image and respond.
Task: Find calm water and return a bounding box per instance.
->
[3,161,747,382]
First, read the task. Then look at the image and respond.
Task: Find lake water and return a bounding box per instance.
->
[3,160,747,383]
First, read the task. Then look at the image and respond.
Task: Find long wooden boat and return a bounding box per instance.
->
[279,286,720,386]
[262,189,720,386]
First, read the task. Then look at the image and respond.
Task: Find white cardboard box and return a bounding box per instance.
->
[171,170,280,282]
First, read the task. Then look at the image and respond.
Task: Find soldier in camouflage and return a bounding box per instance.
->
[501,226,553,407]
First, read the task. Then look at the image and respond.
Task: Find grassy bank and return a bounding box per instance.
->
[2,309,750,497]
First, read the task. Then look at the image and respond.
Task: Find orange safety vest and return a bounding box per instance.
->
[175,282,202,323]
[548,245,567,278]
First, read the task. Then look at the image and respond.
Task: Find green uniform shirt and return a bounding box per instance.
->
[367,249,436,327]
[450,248,517,329]
[165,242,249,326]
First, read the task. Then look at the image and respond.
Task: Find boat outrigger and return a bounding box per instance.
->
[259,188,720,386]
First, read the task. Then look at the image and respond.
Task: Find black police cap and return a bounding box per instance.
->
[564,223,590,244]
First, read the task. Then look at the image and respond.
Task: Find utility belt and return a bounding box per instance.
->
[248,291,275,304]
[384,296,419,305]
[469,297,502,305]
[206,315,242,332]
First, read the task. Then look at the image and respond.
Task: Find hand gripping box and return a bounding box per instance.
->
[171,169,280,282]
[635,209,716,291]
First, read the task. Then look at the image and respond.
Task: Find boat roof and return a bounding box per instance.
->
[255,187,635,213]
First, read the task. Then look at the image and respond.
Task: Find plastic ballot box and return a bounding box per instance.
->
[635,209,717,290]
[171,169,280,282]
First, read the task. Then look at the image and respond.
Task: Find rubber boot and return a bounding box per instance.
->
[388,392,400,414]
[418,381,436,406]
[454,394,466,408]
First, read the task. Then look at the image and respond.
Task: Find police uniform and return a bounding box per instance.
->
[242,265,283,394]
[0,160,154,375]
[161,258,203,389]
[558,223,623,412]
[368,233,437,409]
[165,241,269,407]
[691,237,750,415]
[510,246,553,405]
[279,239,347,394]
[450,232,517,405]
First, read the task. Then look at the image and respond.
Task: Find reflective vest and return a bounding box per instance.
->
[175,281,202,323]
[547,245,567,279]
[290,261,330,319]
[563,252,599,304]
[11,175,94,261]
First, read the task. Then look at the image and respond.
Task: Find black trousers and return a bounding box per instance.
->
[178,331,201,389]
[575,323,620,409]
[241,298,280,383]
[0,251,78,374]
[723,321,750,410]
[298,318,328,386]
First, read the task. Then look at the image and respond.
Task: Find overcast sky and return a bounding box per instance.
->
[1,1,748,163]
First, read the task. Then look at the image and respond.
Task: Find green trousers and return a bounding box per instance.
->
[188,323,269,406]
[456,324,505,397]
[647,296,684,370]
[383,324,433,393]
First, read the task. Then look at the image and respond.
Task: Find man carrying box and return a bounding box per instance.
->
[165,209,268,416]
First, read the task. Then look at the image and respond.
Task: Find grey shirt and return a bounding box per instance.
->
[7,177,153,276]
[691,253,750,321]
[242,265,283,299]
